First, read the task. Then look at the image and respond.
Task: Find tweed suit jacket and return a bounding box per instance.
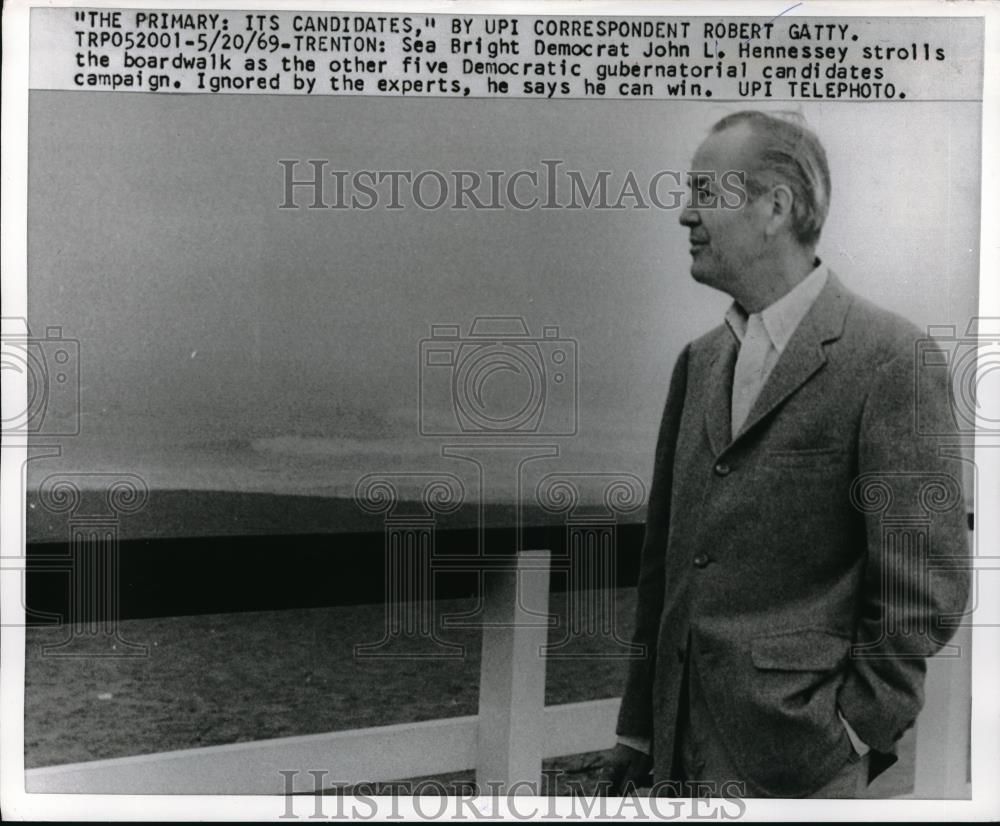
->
[616,272,970,797]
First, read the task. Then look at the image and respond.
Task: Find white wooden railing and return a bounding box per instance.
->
[24,550,970,798]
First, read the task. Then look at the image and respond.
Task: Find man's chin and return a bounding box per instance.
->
[689,264,713,286]
[689,267,729,296]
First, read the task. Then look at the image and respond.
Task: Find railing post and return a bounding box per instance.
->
[913,623,972,798]
[476,550,551,795]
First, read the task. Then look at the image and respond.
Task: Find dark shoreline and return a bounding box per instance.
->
[25,487,646,542]
[25,523,646,624]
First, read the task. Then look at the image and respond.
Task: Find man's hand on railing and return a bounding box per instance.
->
[599,742,654,795]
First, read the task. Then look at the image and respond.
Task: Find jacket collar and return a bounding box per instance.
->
[704,270,854,457]
[724,262,830,354]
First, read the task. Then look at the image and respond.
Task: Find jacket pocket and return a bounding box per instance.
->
[698,629,855,795]
[765,448,849,468]
[751,629,851,671]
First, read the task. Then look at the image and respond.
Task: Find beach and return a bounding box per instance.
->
[23,589,914,796]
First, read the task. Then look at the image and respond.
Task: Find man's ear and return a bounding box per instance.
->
[764,183,795,237]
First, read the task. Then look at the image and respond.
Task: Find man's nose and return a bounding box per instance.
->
[679,205,699,227]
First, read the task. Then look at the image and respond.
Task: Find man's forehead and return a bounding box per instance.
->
[688,124,758,174]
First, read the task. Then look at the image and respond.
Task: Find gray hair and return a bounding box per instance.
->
[712,110,831,246]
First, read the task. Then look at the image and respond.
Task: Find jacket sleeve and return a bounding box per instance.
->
[837,347,971,753]
[616,344,691,739]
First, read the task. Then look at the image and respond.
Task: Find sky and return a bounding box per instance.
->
[25,92,982,502]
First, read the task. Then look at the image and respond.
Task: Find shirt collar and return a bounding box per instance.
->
[724,260,829,354]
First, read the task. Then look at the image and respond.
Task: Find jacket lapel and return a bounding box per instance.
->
[703,332,738,457]
[732,272,853,442]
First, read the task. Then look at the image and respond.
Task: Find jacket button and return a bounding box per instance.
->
[714,462,731,476]
[693,553,710,568]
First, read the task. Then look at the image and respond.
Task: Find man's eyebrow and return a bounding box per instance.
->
[686,172,713,188]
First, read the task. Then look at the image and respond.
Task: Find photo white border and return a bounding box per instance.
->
[2,0,998,820]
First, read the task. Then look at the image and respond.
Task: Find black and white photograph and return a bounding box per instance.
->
[1,0,997,820]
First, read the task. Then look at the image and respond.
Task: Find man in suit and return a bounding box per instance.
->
[605,111,970,798]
